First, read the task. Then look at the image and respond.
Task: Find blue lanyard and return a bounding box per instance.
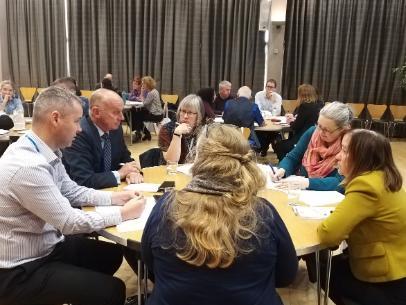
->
[25,135,40,152]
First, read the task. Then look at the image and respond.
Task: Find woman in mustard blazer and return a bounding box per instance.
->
[318,129,406,305]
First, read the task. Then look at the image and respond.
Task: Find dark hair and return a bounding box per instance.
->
[101,78,114,90]
[344,129,402,192]
[197,87,215,104]
[267,78,277,88]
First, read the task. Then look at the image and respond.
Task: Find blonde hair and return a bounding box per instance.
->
[297,84,318,104]
[167,124,266,268]
[141,76,156,90]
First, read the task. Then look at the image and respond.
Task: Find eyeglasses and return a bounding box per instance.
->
[316,123,341,134]
[266,85,276,89]
[180,109,197,116]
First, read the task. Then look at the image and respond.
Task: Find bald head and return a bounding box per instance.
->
[89,88,124,132]
[237,86,251,99]
[33,86,82,125]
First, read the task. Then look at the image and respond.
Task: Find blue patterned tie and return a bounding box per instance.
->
[102,133,111,171]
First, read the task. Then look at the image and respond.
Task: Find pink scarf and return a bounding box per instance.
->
[302,129,342,178]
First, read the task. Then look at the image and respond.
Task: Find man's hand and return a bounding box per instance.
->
[118,161,140,180]
[111,191,140,206]
[120,196,146,220]
[126,172,144,184]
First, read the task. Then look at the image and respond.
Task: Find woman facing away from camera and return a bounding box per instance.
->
[318,129,406,305]
[271,102,353,191]
[142,124,298,305]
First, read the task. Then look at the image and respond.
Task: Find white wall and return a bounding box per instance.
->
[267,0,287,94]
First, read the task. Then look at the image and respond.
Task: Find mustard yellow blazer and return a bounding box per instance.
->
[318,171,406,283]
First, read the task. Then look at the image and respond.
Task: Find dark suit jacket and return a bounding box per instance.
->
[63,116,133,189]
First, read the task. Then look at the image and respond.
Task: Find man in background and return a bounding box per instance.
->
[213,80,234,115]
[255,78,282,115]
[63,88,143,189]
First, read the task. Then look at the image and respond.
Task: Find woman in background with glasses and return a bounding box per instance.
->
[271,102,353,191]
[142,124,297,305]
[158,94,205,164]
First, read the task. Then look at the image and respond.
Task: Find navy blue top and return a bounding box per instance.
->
[278,126,344,191]
[141,194,298,305]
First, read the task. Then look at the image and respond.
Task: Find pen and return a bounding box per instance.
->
[268,162,279,180]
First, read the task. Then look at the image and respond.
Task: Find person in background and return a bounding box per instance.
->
[197,87,216,122]
[159,94,205,164]
[0,80,23,115]
[273,84,324,160]
[223,86,265,150]
[128,76,142,101]
[213,80,234,115]
[142,124,298,305]
[271,102,353,191]
[52,77,89,116]
[95,73,116,90]
[0,86,145,305]
[318,129,406,305]
[63,89,143,189]
[131,76,163,141]
[255,78,282,115]
[255,79,283,157]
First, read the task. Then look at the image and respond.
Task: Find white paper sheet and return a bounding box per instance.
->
[214,117,224,123]
[292,206,335,219]
[123,183,160,192]
[299,190,344,207]
[95,197,156,232]
[256,163,279,189]
[116,197,156,232]
[0,129,9,135]
[177,163,193,176]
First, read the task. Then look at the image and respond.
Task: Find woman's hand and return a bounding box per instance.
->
[276,176,309,190]
[270,168,286,182]
[174,123,192,135]
[120,196,146,220]
[285,113,296,123]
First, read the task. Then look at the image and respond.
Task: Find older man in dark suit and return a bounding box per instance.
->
[63,88,143,189]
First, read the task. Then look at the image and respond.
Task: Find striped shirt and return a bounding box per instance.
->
[0,131,122,268]
[143,89,163,115]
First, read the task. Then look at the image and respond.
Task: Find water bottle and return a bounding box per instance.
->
[13,107,26,130]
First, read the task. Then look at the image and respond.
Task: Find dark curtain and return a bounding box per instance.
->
[282,0,406,105]
[68,0,265,97]
[4,0,67,87]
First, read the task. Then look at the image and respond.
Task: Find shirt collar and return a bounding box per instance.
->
[26,131,62,164]
[94,123,108,137]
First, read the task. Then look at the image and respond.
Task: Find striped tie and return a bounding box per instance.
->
[101,133,111,171]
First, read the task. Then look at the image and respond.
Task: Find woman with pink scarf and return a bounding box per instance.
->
[271,102,353,191]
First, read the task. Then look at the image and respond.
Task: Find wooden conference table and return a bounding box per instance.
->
[94,165,331,305]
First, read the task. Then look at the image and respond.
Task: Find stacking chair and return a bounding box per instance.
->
[388,105,406,138]
[36,87,46,94]
[80,90,94,99]
[161,94,179,121]
[345,103,366,129]
[365,104,390,137]
[19,87,37,117]
[282,99,300,115]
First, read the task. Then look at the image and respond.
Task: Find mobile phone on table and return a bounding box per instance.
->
[158,181,175,193]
